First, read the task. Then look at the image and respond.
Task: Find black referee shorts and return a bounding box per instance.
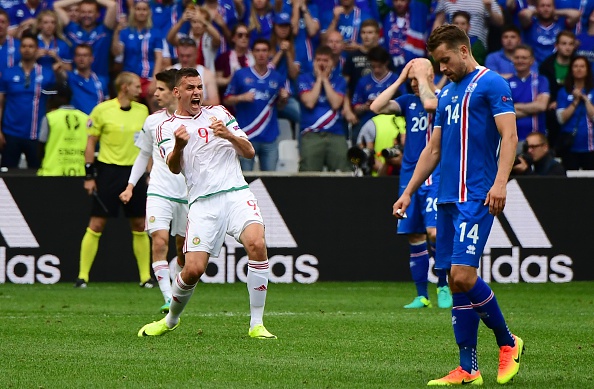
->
[91,162,147,218]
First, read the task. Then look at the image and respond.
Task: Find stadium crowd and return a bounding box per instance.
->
[0,0,593,174]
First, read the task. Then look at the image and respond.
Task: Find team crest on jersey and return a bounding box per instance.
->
[269,80,278,89]
[245,77,254,85]
[451,96,459,103]
[409,102,417,110]
[465,83,477,93]
[192,237,201,245]
[149,216,156,223]
[208,116,217,123]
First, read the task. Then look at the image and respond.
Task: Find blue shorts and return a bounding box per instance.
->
[435,201,494,269]
[397,184,438,234]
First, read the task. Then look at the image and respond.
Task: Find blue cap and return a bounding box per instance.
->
[274,12,291,25]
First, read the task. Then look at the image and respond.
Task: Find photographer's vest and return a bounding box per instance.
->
[372,114,405,167]
[38,108,89,176]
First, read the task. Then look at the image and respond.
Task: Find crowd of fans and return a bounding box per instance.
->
[0,0,593,174]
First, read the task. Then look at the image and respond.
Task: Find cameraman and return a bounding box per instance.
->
[369,58,451,309]
[353,114,405,176]
[512,132,566,176]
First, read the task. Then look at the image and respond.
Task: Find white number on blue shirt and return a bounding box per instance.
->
[410,116,428,132]
[445,103,460,125]
[459,222,479,244]
[425,197,437,212]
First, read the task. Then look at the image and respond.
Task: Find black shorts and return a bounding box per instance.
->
[91,162,147,218]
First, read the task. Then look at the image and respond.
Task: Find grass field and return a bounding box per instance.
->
[1,281,593,388]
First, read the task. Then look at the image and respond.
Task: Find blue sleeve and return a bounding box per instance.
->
[352,79,366,105]
[0,72,7,93]
[154,33,163,50]
[333,76,347,95]
[486,74,515,115]
[298,74,311,94]
[395,94,409,115]
[225,70,240,97]
[556,88,570,109]
[538,75,549,95]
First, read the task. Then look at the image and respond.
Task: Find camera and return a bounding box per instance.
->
[347,146,375,176]
[381,145,403,159]
[513,153,533,166]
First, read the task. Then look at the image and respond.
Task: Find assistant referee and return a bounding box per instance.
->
[76,71,152,288]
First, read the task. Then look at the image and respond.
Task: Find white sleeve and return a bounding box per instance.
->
[128,148,151,185]
[357,118,377,145]
[157,121,175,161]
[38,116,50,143]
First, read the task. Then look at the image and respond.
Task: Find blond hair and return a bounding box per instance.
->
[115,72,140,94]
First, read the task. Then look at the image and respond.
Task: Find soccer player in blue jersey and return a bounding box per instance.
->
[371,57,451,310]
[394,25,524,385]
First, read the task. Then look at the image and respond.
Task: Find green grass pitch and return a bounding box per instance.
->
[1,282,593,388]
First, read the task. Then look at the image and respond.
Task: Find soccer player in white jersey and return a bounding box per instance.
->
[119,69,187,314]
[138,67,276,339]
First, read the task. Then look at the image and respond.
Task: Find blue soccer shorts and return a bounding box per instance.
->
[397,184,438,234]
[435,201,494,270]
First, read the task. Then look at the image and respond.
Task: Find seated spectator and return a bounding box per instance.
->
[170,37,219,106]
[54,0,118,81]
[512,132,566,176]
[450,10,486,65]
[485,24,539,79]
[112,0,164,108]
[58,43,108,115]
[0,33,56,169]
[215,22,253,110]
[326,0,371,52]
[38,84,89,176]
[351,46,399,143]
[508,44,550,150]
[298,45,350,172]
[519,0,580,65]
[556,55,594,170]
[34,10,73,72]
[167,5,220,73]
[223,38,289,171]
[540,30,577,148]
[8,0,49,38]
[247,0,273,46]
[0,10,20,77]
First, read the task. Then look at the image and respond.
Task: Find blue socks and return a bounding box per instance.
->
[466,277,515,348]
[409,241,429,298]
[452,293,480,373]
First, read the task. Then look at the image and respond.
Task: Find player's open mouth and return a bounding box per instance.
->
[191,98,200,105]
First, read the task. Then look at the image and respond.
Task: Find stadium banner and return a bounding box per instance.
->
[0,176,592,284]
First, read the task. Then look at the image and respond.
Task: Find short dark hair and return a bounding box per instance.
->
[427,24,470,53]
[0,9,8,21]
[74,43,93,55]
[79,0,99,11]
[367,46,390,64]
[556,30,575,45]
[155,69,177,91]
[360,19,380,32]
[251,38,271,50]
[452,10,471,23]
[513,44,534,57]
[501,25,521,37]
[314,45,333,58]
[175,67,200,86]
[20,32,38,46]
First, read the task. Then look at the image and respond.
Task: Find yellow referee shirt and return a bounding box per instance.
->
[87,98,149,166]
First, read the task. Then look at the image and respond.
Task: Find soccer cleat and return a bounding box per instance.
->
[248,324,277,339]
[138,317,180,337]
[139,278,156,288]
[437,286,453,309]
[74,278,87,288]
[160,299,171,314]
[404,296,432,308]
[497,334,524,384]
[427,366,483,386]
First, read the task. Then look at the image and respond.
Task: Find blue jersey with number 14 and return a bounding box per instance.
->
[434,67,515,204]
